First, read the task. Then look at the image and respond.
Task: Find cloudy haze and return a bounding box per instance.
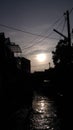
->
[0,0,73,72]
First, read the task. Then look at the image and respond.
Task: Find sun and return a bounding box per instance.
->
[36,53,46,62]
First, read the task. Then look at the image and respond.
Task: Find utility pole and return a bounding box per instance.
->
[53,10,71,46]
[65,10,71,46]
[53,29,68,40]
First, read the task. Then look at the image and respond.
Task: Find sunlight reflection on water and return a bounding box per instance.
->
[30,95,60,130]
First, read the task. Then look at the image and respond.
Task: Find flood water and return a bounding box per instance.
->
[30,94,62,130]
[7,93,63,130]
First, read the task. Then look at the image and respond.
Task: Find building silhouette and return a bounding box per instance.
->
[0,32,31,77]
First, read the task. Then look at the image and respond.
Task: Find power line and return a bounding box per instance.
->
[69,7,73,14]
[61,18,66,33]
[0,14,64,51]
[59,17,66,40]
[31,15,64,46]
[22,17,64,50]
[0,23,47,37]
[21,35,59,51]
[0,14,64,38]
[0,21,62,51]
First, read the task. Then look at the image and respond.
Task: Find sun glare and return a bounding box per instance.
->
[36,53,46,62]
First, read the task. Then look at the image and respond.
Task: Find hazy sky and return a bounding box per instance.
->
[0,0,73,72]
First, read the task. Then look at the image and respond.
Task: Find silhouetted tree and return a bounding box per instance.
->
[52,39,73,67]
[51,39,73,96]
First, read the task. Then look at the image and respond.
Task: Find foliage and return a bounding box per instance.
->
[52,39,73,67]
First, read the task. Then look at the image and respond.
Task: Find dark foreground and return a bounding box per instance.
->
[0,90,64,130]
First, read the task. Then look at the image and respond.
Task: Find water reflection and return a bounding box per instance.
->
[30,95,60,130]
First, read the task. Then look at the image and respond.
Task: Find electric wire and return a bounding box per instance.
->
[0,13,65,55]
[59,17,66,40]
[69,7,73,14]
[22,17,65,50]
[0,14,64,45]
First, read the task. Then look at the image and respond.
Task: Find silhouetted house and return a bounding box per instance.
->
[0,33,18,78]
[0,32,5,42]
[0,32,31,74]
[0,33,13,66]
[16,57,31,74]
[4,36,31,74]
[7,42,22,56]
[5,37,22,57]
